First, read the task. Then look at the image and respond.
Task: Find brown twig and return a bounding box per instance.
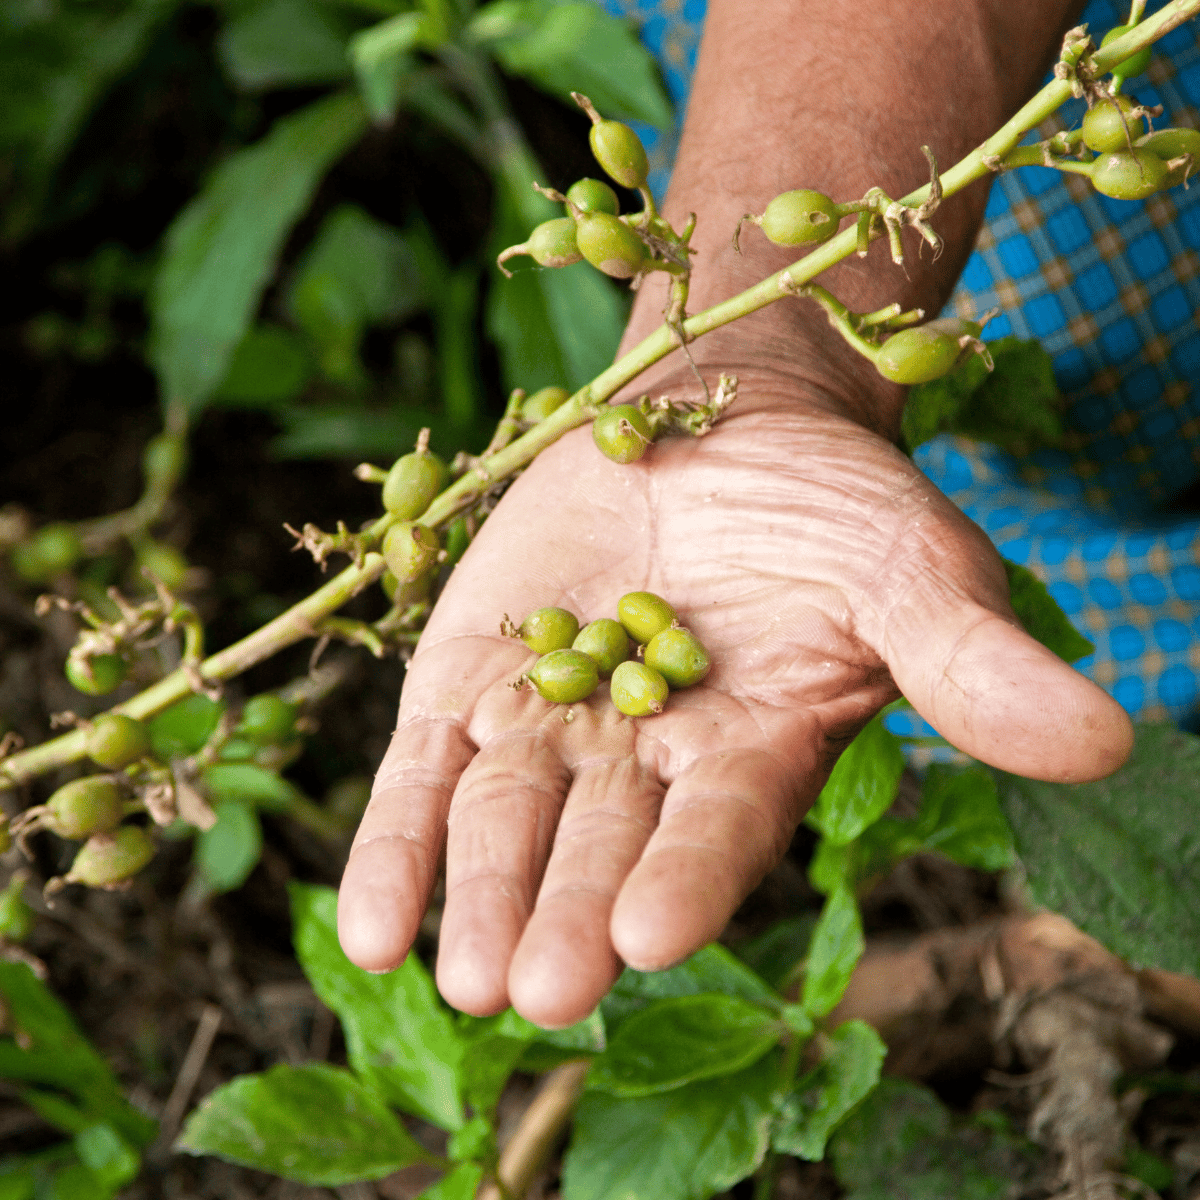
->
[479,1061,590,1200]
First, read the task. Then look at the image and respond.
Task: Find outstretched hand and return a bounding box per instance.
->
[337,373,1132,1029]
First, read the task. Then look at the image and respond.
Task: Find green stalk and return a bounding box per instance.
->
[5,0,1199,787]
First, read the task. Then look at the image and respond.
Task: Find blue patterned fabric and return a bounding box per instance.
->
[601,0,1200,730]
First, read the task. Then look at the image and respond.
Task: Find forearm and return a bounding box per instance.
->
[622,0,1085,439]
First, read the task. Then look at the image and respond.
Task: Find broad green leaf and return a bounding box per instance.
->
[349,12,433,122]
[902,337,1061,455]
[801,884,864,1020]
[562,1057,777,1200]
[589,995,781,1097]
[0,0,173,235]
[22,1089,94,1136]
[0,1175,34,1200]
[772,1021,885,1160]
[287,204,425,384]
[807,718,904,847]
[416,1162,485,1200]
[601,943,780,1034]
[997,723,1200,978]
[74,1123,139,1191]
[514,1007,607,1072]
[147,695,225,767]
[176,1062,425,1185]
[956,338,1063,453]
[289,883,465,1129]
[457,1011,533,1116]
[149,91,369,416]
[200,763,296,813]
[446,1115,493,1163]
[486,177,628,395]
[218,0,352,91]
[0,965,156,1148]
[470,1,672,127]
[914,763,1014,871]
[195,800,263,893]
[269,404,454,460]
[1003,559,1094,664]
[734,915,818,991]
[829,1078,1042,1200]
[213,324,312,407]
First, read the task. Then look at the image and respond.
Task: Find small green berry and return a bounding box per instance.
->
[759,189,841,246]
[566,177,620,216]
[64,825,155,888]
[86,714,150,770]
[65,654,128,696]
[11,523,82,584]
[382,566,435,605]
[0,876,35,942]
[237,695,299,744]
[617,591,677,645]
[1082,94,1145,154]
[525,218,583,267]
[521,386,572,423]
[1101,25,1152,77]
[134,540,190,590]
[592,404,652,464]
[1090,147,1170,199]
[573,211,646,279]
[382,521,441,582]
[528,649,599,704]
[382,451,449,520]
[644,627,710,689]
[519,607,580,655]
[875,321,971,385]
[43,777,124,839]
[575,94,649,190]
[1138,127,1200,186]
[572,618,631,677]
[610,661,669,716]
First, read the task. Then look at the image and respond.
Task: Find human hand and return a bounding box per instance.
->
[337,370,1132,1029]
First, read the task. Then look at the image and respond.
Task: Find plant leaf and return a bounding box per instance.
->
[201,763,296,813]
[0,963,156,1148]
[469,1,672,127]
[829,1078,1042,1200]
[147,694,225,761]
[286,204,425,384]
[1003,558,1094,664]
[269,404,454,460]
[561,1057,777,1200]
[349,12,433,122]
[195,800,263,893]
[73,1123,139,1191]
[914,763,1015,871]
[289,883,465,1129]
[588,995,781,1097]
[149,91,369,416]
[601,943,780,1035]
[801,884,864,1021]
[997,722,1200,979]
[415,1162,486,1199]
[212,324,312,407]
[486,177,628,395]
[807,718,904,847]
[733,916,819,991]
[772,1021,885,1160]
[217,0,352,91]
[176,1062,425,1185]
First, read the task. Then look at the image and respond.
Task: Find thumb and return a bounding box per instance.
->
[885,597,1133,784]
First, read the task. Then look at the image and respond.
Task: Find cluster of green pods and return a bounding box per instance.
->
[497,93,655,281]
[1077,94,1199,201]
[509,590,710,717]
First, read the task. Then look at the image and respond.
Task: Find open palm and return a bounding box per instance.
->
[338,382,1131,1028]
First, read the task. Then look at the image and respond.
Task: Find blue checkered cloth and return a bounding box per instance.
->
[602,0,1200,729]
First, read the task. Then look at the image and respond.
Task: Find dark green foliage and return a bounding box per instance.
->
[828,1079,1042,1200]
[902,337,1062,454]
[997,722,1200,979]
